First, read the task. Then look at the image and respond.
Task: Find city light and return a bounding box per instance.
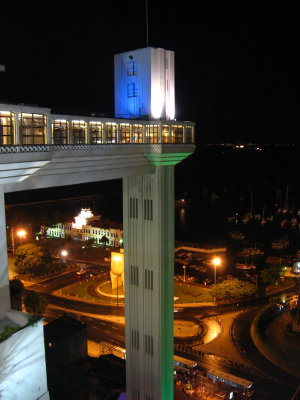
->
[17,229,26,239]
[212,257,221,268]
[61,250,68,257]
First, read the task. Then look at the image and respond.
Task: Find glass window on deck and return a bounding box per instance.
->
[120,123,131,143]
[53,120,68,144]
[72,121,86,144]
[186,126,193,143]
[162,125,170,143]
[133,124,143,143]
[90,122,103,144]
[145,125,159,143]
[0,112,15,145]
[106,123,117,143]
[20,113,46,145]
[171,125,183,143]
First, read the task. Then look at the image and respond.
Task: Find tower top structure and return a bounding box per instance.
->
[114,47,175,121]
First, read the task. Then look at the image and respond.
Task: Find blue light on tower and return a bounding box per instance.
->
[114,47,175,120]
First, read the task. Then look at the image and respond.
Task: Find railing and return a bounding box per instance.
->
[0,143,195,154]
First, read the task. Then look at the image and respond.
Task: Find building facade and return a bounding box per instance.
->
[46,208,123,247]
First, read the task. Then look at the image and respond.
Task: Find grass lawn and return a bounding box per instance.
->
[174,283,214,303]
[61,278,213,305]
[60,276,124,304]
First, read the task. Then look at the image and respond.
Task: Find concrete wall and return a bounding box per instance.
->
[0,317,49,400]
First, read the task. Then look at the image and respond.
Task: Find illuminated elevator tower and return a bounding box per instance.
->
[114,47,175,120]
[116,47,181,400]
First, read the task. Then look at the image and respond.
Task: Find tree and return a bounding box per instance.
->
[210,278,257,300]
[9,278,24,310]
[23,291,48,315]
[260,265,285,286]
[9,278,24,297]
[100,235,109,246]
[14,243,52,275]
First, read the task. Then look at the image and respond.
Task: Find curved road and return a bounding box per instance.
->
[28,270,300,399]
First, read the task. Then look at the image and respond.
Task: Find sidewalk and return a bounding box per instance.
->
[253,309,300,378]
[174,386,222,399]
[193,311,250,365]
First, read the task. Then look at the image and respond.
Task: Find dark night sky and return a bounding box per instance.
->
[1,3,299,144]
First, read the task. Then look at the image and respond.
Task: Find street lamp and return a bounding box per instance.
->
[17,229,26,240]
[212,257,221,302]
[212,257,221,286]
[183,265,186,282]
[12,229,27,254]
[61,250,68,263]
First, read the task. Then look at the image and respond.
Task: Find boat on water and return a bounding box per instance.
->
[271,239,289,250]
[238,247,264,257]
[236,262,256,270]
[229,231,245,240]
[227,216,236,222]
[194,266,207,273]
[280,219,289,228]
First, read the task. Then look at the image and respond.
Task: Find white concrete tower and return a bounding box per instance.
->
[114,47,175,120]
[116,47,179,399]
[123,160,177,400]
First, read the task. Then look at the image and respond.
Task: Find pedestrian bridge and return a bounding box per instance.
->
[0,104,195,192]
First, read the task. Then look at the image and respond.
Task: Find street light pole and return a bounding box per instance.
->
[212,257,221,303]
[183,265,186,282]
[11,226,15,254]
[214,263,216,286]
[116,258,119,308]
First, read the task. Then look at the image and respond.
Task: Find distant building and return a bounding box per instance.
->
[45,208,123,247]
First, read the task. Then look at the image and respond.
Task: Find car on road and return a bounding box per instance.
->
[76,268,86,277]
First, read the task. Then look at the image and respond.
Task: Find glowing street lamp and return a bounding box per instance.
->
[182,265,186,282]
[212,257,221,302]
[12,228,27,254]
[61,249,68,263]
[212,257,221,285]
[17,229,26,239]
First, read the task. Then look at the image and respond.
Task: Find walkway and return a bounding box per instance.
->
[257,310,300,378]
[192,311,249,365]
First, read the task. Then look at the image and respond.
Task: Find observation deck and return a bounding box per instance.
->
[0,104,195,193]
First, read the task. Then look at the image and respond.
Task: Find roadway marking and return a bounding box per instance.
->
[291,384,300,400]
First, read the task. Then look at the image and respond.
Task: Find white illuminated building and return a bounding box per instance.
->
[72,208,94,230]
[0,46,195,399]
[46,208,123,247]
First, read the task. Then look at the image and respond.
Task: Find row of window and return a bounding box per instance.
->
[0,112,194,145]
[130,197,154,220]
[131,328,154,356]
[49,226,120,238]
[130,265,153,290]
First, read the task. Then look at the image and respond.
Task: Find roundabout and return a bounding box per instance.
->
[94,280,125,299]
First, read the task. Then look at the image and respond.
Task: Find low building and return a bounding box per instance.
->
[45,208,123,247]
[44,314,87,362]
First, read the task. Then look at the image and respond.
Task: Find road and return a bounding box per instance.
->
[27,265,125,347]
[27,268,300,399]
